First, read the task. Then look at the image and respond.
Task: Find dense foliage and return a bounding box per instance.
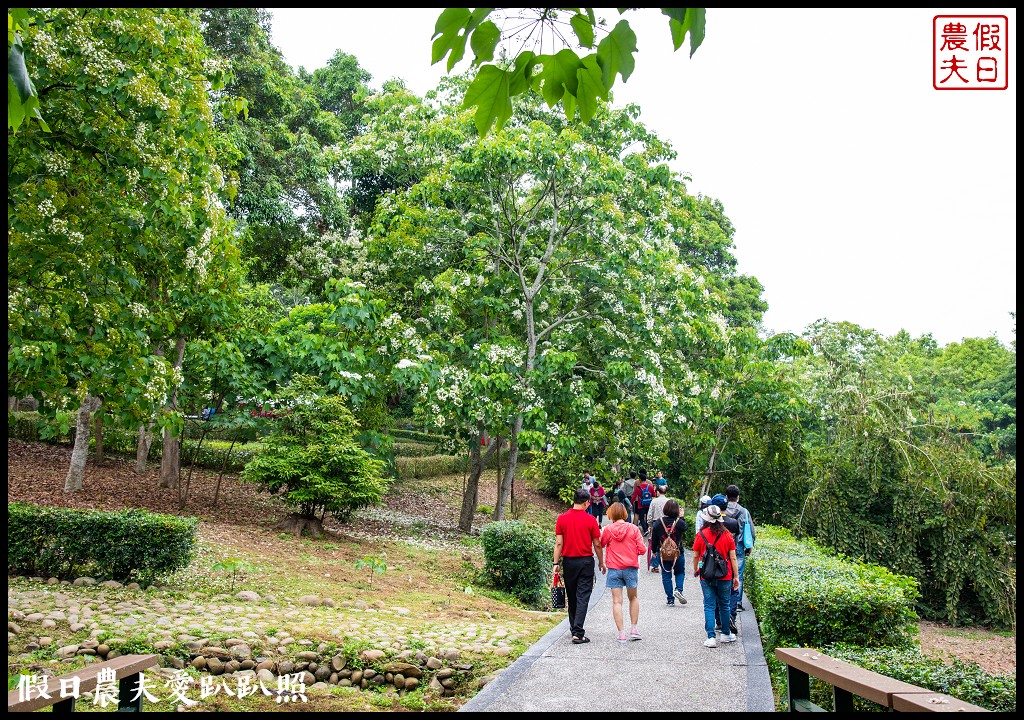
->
[8,502,197,582]
[240,377,387,521]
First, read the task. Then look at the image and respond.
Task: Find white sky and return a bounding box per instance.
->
[266,8,1017,348]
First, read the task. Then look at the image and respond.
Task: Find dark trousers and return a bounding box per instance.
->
[636,506,650,535]
[562,555,596,638]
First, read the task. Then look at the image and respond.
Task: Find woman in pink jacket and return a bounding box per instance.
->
[600,502,648,642]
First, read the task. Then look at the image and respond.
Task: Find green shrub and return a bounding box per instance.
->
[8,502,197,582]
[745,525,919,649]
[480,520,554,607]
[813,644,1015,712]
[240,377,388,521]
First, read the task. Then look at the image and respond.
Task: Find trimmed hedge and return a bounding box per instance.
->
[813,644,1016,712]
[745,525,919,649]
[393,440,439,458]
[8,502,198,583]
[391,428,451,444]
[394,452,501,480]
[481,520,554,607]
[8,412,260,472]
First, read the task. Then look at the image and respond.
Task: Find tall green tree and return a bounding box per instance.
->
[353,81,732,520]
[8,8,238,491]
[200,8,351,293]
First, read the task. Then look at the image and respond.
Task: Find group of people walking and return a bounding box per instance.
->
[553,478,755,648]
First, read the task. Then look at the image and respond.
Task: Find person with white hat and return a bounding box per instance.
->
[692,503,740,648]
[694,494,713,533]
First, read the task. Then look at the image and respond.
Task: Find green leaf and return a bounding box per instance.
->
[469,20,500,64]
[575,54,607,123]
[431,8,471,65]
[666,8,707,57]
[8,37,35,102]
[8,76,26,132]
[432,7,471,40]
[446,32,468,72]
[596,19,638,89]
[463,64,513,136]
[562,90,576,121]
[570,13,595,48]
[538,49,584,108]
[661,8,690,24]
[507,51,538,95]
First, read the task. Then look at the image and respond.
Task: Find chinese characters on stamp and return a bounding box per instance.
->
[934,15,1009,90]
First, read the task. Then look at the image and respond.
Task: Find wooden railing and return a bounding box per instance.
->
[775,648,991,712]
[8,654,159,713]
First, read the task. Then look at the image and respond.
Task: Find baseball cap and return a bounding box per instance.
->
[711,494,728,510]
[699,494,712,508]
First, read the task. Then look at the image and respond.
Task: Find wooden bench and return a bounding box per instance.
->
[7,654,160,713]
[775,648,990,712]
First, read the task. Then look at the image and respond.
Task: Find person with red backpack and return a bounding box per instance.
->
[630,469,656,536]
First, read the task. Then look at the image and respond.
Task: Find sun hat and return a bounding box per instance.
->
[701,505,724,524]
[710,493,728,510]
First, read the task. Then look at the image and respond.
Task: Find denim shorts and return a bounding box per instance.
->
[606,566,639,589]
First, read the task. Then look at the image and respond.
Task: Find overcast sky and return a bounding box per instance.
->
[266,8,1016,348]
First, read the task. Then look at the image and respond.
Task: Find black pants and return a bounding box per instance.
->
[562,555,596,638]
[636,506,650,535]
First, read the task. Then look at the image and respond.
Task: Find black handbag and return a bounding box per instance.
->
[551,570,566,609]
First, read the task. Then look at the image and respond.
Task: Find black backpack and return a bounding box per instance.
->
[699,529,729,580]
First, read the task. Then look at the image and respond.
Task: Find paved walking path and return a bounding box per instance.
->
[460,548,775,712]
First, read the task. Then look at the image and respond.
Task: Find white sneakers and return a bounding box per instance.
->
[705,633,737,647]
[673,589,686,604]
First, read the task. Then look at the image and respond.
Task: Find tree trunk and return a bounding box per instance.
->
[211,436,237,509]
[277,513,324,538]
[92,408,104,465]
[159,426,182,489]
[700,424,727,498]
[460,431,501,533]
[494,416,523,521]
[159,336,187,489]
[135,424,154,474]
[64,396,102,493]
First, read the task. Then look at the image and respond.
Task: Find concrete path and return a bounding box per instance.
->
[460,548,775,712]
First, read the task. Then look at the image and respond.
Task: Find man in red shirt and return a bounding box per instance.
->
[554,488,606,644]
